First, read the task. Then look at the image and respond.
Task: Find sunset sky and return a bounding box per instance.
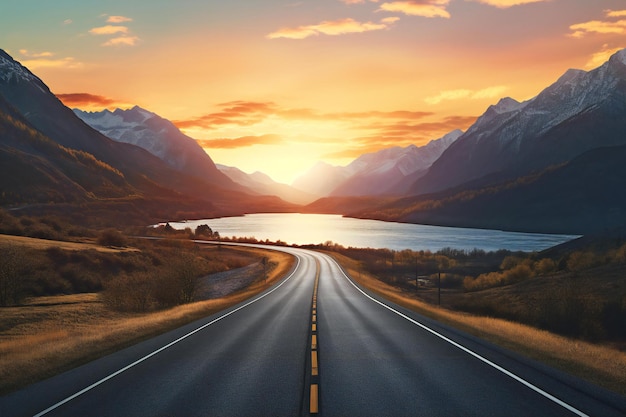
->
[2,0,625,183]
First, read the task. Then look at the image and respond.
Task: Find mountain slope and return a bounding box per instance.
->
[74,107,240,189]
[292,130,461,198]
[356,144,626,234]
[0,95,134,205]
[331,130,462,197]
[217,165,317,205]
[412,49,626,195]
[0,49,294,219]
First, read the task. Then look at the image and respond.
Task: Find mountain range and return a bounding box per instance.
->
[2,46,626,234]
[334,49,626,233]
[0,49,294,224]
[73,107,318,205]
[292,129,463,197]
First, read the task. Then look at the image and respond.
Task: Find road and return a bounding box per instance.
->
[1,243,625,417]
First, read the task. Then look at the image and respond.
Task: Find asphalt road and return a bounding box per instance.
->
[1,243,625,417]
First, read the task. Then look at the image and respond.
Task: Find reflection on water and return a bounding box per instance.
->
[165,213,578,252]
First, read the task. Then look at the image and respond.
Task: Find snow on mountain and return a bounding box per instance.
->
[330,129,462,197]
[292,130,462,198]
[74,106,234,186]
[412,47,626,195]
[0,50,44,87]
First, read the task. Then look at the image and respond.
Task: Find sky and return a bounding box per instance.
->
[1,0,625,184]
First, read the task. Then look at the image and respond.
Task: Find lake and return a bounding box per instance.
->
[162,213,578,252]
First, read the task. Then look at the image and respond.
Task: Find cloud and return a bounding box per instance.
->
[19,53,83,70]
[606,10,626,18]
[340,0,380,3]
[378,1,451,18]
[174,101,278,129]
[465,0,549,8]
[19,49,54,58]
[107,15,133,23]
[267,17,398,39]
[424,85,508,104]
[174,100,435,130]
[63,19,73,25]
[196,134,283,149]
[569,10,626,38]
[102,36,141,47]
[56,93,126,109]
[585,45,625,68]
[89,25,129,35]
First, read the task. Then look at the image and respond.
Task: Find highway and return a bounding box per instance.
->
[1,244,625,417]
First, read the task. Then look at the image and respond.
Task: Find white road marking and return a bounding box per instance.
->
[325,254,590,417]
[33,254,302,417]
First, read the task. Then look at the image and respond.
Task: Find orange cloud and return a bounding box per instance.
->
[425,86,508,104]
[378,1,450,18]
[19,54,83,70]
[175,101,435,130]
[56,93,129,110]
[585,45,625,68]
[89,25,129,35]
[197,134,283,149]
[267,17,398,39]
[102,36,141,47]
[466,0,549,8]
[107,15,133,23]
[569,10,626,38]
[607,10,626,18]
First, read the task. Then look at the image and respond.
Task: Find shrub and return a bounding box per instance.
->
[97,228,127,247]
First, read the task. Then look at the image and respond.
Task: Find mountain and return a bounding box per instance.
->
[0,49,294,222]
[217,165,317,205]
[292,130,461,198]
[355,144,626,234]
[292,161,352,197]
[74,107,239,188]
[411,49,626,195]
[331,130,462,197]
[0,94,134,205]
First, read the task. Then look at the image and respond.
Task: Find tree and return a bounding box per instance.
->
[195,224,213,238]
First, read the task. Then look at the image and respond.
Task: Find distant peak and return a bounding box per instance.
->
[609,48,626,67]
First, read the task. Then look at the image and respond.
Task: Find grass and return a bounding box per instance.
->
[0,246,294,395]
[328,251,626,397]
[0,233,137,252]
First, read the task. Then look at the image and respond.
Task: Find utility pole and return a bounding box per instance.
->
[438,271,441,306]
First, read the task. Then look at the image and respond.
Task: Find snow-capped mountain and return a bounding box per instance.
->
[292,130,462,198]
[74,107,238,188]
[0,49,294,216]
[412,48,626,195]
[217,165,317,205]
[331,129,463,196]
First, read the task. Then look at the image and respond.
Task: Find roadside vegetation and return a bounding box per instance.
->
[304,240,626,347]
[307,240,626,395]
[0,209,293,394]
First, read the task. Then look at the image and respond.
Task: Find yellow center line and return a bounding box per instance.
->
[310,384,319,413]
[311,351,318,376]
[310,257,321,414]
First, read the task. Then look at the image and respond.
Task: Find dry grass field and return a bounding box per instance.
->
[329,251,626,397]
[0,245,293,395]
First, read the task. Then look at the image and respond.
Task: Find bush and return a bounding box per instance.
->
[97,228,127,247]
